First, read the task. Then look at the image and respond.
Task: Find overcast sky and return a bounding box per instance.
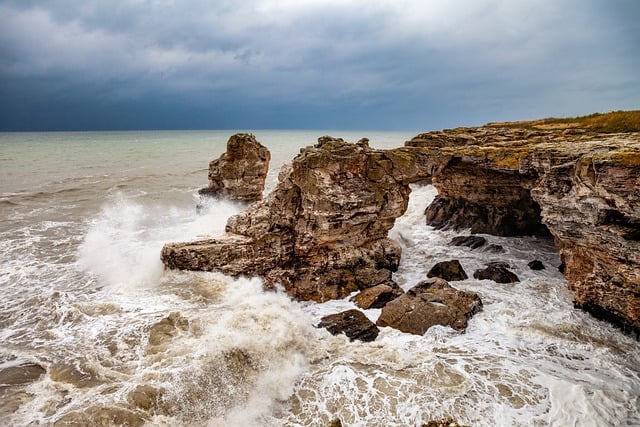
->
[0,0,638,131]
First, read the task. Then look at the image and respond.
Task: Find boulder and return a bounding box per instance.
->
[350,282,404,309]
[317,309,379,342]
[473,264,519,283]
[376,278,482,335]
[449,235,487,249]
[427,260,468,281]
[528,260,545,270]
[198,133,270,202]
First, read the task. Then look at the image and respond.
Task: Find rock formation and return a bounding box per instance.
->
[405,116,640,334]
[163,136,429,301]
[473,263,520,283]
[376,278,483,335]
[163,112,640,335]
[317,309,380,342]
[198,133,270,202]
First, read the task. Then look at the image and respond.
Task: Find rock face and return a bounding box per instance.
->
[427,260,468,281]
[163,136,429,301]
[198,133,270,202]
[376,278,483,335]
[317,309,379,342]
[406,119,640,334]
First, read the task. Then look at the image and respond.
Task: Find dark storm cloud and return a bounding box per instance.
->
[0,0,638,130]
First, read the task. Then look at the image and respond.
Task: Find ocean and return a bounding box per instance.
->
[1,130,638,426]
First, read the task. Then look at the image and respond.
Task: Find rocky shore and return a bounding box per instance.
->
[162,112,640,336]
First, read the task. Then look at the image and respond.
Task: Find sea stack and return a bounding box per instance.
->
[198,133,271,202]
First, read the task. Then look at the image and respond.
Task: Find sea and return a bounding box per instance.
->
[0,130,638,427]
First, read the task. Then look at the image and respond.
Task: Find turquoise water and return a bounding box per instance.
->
[0,131,638,426]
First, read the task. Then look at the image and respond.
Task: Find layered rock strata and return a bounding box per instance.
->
[406,124,640,334]
[198,133,270,202]
[163,136,429,301]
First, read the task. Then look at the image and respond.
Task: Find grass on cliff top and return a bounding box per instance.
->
[489,110,640,133]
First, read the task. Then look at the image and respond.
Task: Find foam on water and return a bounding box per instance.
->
[1,131,639,426]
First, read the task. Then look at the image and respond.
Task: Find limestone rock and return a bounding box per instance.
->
[427,260,468,281]
[406,117,640,334]
[350,282,404,309]
[317,309,380,342]
[450,235,487,249]
[376,278,482,334]
[163,136,420,302]
[198,133,270,202]
[473,264,520,283]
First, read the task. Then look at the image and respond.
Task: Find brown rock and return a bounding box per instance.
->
[198,133,270,202]
[350,282,404,309]
[450,235,487,249]
[376,278,482,335]
[473,264,519,283]
[317,309,379,342]
[427,260,468,281]
[163,136,416,301]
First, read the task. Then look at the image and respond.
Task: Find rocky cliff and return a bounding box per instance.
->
[198,133,270,202]
[405,120,640,335]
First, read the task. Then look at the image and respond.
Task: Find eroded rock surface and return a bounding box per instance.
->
[164,137,426,301]
[350,283,404,309]
[406,122,640,334]
[198,133,270,202]
[376,278,483,335]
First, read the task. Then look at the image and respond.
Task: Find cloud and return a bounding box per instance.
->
[1,0,638,130]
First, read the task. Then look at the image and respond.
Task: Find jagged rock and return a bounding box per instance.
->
[427,260,468,281]
[198,133,270,202]
[528,260,545,270]
[350,282,404,309]
[450,235,487,249]
[406,116,640,334]
[317,309,379,342]
[163,136,425,302]
[376,278,482,335]
[473,264,519,283]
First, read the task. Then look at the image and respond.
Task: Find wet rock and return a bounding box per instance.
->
[449,235,487,249]
[317,309,379,342]
[164,136,420,302]
[473,264,519,283]
[198,133,270,202]
[528,260,545,270]
[422,419,469,427]
[147,312,189,354]
[127,384,164,412]
[350,282,404,309]
[427,260,468,281]
[484,244,506,253]
[376,278,482,335]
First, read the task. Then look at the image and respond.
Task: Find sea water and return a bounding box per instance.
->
[0,131,638,426]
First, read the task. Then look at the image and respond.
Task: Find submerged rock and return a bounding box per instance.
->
[350,282,404,309]
[449,235,487,249]
[198,133,270,202]
[427,260,468,281]
[317,309,379,342]
[376,278,482,335]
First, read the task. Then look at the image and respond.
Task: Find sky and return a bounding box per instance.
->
[0,0,638,131]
